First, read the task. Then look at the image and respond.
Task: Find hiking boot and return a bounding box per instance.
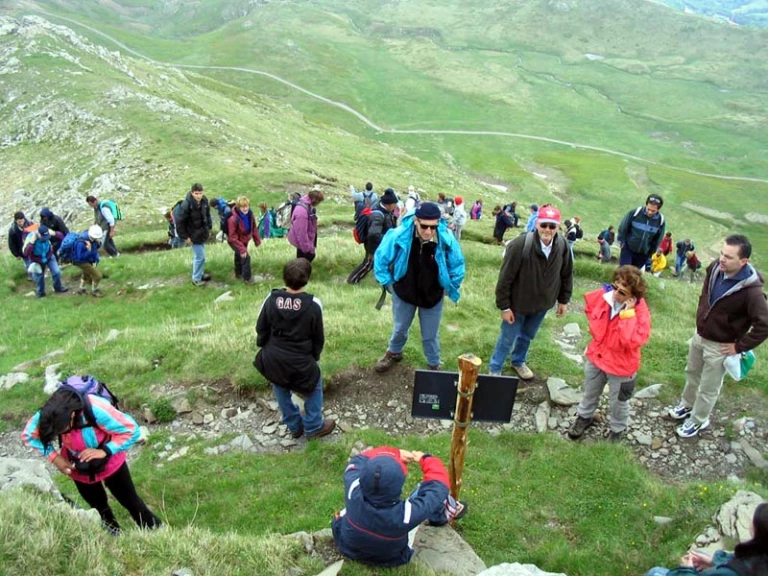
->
[291,424,304,439]
[512,363,534,380]
[608,431,624,443]
[54,287,69,294]
[567,416,593,440]
[667,402,692,420]
[676,418,709,438]
[375,351,403,373]
[76,288,88,295]
[306,419,336,440]
[192,279,205,287]
[91,289,105,298]
[201,273,212,282]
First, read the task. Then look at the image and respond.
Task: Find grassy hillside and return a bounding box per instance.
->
[654,0,768,27]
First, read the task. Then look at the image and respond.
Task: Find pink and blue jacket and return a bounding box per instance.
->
[22,395,140,484]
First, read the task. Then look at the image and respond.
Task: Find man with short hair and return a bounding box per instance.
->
[668,235,768,437]
[617,194,666,268]
[489,204,573,380]
[86,196,119,257]
[175,183,213,286]
[8,211,34,274]
[675,238,695,277]
[347,188,398,284]
[373,202,465,372]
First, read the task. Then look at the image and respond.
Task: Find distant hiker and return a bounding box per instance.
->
[617,194,666,269]
[659,231,673,256]
[667,235,768,438]
[651,249,667,277]
[504,201,519,228]
[175,183,213,286]
[332,446,466,567]
[489,204,572,380]
[373,202,465,372]
[470,199,483,220]
[254,258,336,439]
[68,225,105,297]
[436,192,454,217]
[86,196,120,258]
[257,202,272,239]
[568,266,651,443]
[347,188,398,284]
[287,187,324,262]
[227,196,262,284]
[39,208,69,254]
[165,200,185,249]
[564,218,581,260]
[675,238,695,277]
[8,211,35,275]
[644,502,768,576]
[351,182,377,222]
[22,225,68,298]
[22,386,162,535]
[685,250,702,282]
[597,226,615,263]
[524,204,539,233]
[451,196,467,241]
[403,186,421,216]
[492,205,514,245]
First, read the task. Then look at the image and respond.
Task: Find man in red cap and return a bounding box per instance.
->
[489,203,573,380]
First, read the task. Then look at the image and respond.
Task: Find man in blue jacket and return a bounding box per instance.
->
[617,194,666,269]
[373,202,465,372]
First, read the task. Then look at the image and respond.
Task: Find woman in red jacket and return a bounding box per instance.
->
[227,196,262,284]
[568,266,651,442]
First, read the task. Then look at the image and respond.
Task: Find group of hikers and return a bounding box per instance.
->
[11,185,768,572]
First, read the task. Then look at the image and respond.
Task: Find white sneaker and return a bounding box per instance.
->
[512,363,534,380]
[676,418,709,438]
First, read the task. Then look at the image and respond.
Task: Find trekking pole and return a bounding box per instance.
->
[448,353,482,502]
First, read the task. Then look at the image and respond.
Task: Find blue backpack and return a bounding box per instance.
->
[57,233,83,263]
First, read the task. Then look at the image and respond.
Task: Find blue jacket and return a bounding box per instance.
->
[373,213,465,303]
[332,447,450,567]
[72,231,100,265]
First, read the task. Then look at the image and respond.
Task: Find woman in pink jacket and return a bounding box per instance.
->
[568,265,651,442]
[22,387,161,535]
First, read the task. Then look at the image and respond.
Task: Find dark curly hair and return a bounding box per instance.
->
[612,265,647,300]
[37,388,83,449]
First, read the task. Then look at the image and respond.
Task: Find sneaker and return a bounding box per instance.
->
[91,289,105,298]
[306,419,336,440]
[512,363,534,380]
[567,416,593,440]
[608,431,624,443]
[676,418,709,438]
[201,273,212,282]
[375,351,403,373]
[291,424,304,439]
[192,279,205,287]
[453,501,468,521]
[667,402,692,420]
[54,287,69,293]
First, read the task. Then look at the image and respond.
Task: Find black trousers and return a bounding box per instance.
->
[102,234,119,257]
[347,253,373,284]
[233,251,252,280]
[74,462,161,532]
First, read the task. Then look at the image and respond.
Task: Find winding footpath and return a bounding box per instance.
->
[32,10,768,185]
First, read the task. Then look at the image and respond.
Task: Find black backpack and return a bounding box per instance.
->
[354,191,376,222]
[575,225,584,239]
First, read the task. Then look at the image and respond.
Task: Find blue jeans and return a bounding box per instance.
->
[271,377,323,436]
[644,568,669,576]
[489,310,548,372]
[32,258,64,296]
[675,254,686,275]
[388,292,444,367]
[191,244,205,282]
[169,237,185,249]
[619,244,649,268]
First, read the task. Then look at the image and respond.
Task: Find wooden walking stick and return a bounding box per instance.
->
[448,353,482,501]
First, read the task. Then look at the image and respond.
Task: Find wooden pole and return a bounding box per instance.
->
[449,353,482,501]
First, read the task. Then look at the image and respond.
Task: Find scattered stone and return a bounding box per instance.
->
[547,417,558,430]
[221,407,238,419]
[733,417,747,433]
[477,563,567,576]
[562,353,583,365]
[636,434,652,447]
[203,447,219,456]
[715,490,766,542]
[104,329,121,343]
[0,458,57,494]
[214,291,234,303]
[654,516,673,525]
[554,340,576,351]
[191,412,204,425]
[725,454,738,464]
[546,378,583,406]
[0,372,29,391]
[203,413,214,425]
[260,399,279,412]
[172,397,193,415]
[633,384,662,399]
[167,446,189,462]
[280,439,297,448]
[562,323,581,338]
[143,407,157,424]
[230,435,255,452]
[172,569,194,576]
[13,349,65,372]
[262,423,279,435]
[650,437,663,451]
[313,560,344,576]
[338,421,352,433]
[739,439,768,470]
[43,363,63,394]
[413,524,487,576]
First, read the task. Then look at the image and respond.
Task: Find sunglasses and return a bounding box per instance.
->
[648,197,662,205]
[418,223,438,231]
[538,223,558,230]
[612,284,630,297]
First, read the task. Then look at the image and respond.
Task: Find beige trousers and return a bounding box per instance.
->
[681,332,727,425]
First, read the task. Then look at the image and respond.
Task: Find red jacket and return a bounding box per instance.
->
[659,236,673,255]
[227,208,261,255]
[584,287,651,377]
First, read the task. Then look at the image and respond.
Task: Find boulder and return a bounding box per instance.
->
[477,563,567,576]
[546,378,583,406]
[0,372,29,391]
[535,401,550,434]
[0,457,57,494]
[43,363,63,394]
[715,490,765,542]
[562,323,581,338]
[413,524,487,576]
[633,384,662,399]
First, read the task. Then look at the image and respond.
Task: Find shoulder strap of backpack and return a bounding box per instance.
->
[522,231,535,260]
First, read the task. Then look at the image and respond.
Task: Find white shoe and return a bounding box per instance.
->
[512,363,534,380]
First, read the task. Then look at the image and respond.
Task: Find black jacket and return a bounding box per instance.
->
[40,213,69,236]
[365,202,397,255]
[7,220,31,258]
[176,192,212,244]
[254,289,325,394]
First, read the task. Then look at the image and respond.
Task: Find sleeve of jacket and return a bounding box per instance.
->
[312,301,325,361]
[22,239,33,259]
[89,396,140,456]
[444,235,466,300]
[374,229,398,287]
[366,210,386,252]
[100,206,115,227]
[343,452,368,503]
[401,455,450,530]
[8,228,19,257]
[495,238,524,310]
[205,201,212,231]
[558,238,574,304]
[736,289,768,352]
[617,209,632,244]
[56,216,70,236]
[255,295,271,348]
[292,205,312,253]
[228,216,247,255]
[649,218,666,254]
[176,200,190,240]
[616,299,652,349]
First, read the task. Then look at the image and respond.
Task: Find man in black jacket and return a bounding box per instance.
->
[39,208,70,254]
[347,188,398,284]
[254,258,335,439]
[175,183,212,286]
[8,211,34,275]
[488,204,573,380]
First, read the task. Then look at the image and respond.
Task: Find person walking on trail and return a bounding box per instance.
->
[667,235,768,438]
[617,194,666,269]
[373,202,465,372]
[488,204,572,381]
[351,182,377,220]
[347,188,398,284]
[675,238,695,277]
[227,196,262,284]
[597,225,615,263]
[451,196,467,241]
[659,231,673,256]
[253,258,336,440]
[175,183,213,286]
[86,196,120,258]
[492,205,514,245]
[22,386,162,535]
[524,204,539,233]
[332,445,466,567]
[287,187,324,262]
[39,207,69,254]
[568,266,651,443]
[22,225,69,298]
[470,199,483,220]
[70,225,106,297]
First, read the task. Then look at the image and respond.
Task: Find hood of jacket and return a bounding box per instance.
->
[359,455,407,507]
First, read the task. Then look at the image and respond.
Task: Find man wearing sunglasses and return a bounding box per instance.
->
[489,204,573,380]
[373,202,465,372]
[617,194,666,269]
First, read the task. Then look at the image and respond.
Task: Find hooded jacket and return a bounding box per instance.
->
[584,286,651,377]
[365,201,397,255]
[175,192,212,244]
[8,219,33,258]
[373,213,465,303]
[286,195,317,254]
[72,231,101,265]
[227,207,262,255]
[332,446,450,567]
[254,289,324,394]
[40,210,70,237]
[696,262,768,352]
[617,206,665,257]
[22,234,54,265]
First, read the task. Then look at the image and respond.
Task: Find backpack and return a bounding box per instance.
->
[213,197,235,233]
[575,225,584,240]
[354,191,375,222]
[274,194,305,230]
[57,232,83,263]
[99,200,123,221]
[353,206,374,244]
[444,199,455,216]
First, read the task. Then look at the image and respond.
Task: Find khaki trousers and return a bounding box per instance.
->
[77,263,102,287]
[681,332,727,425]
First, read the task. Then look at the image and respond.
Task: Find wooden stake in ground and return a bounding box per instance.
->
[449,353,482,501]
